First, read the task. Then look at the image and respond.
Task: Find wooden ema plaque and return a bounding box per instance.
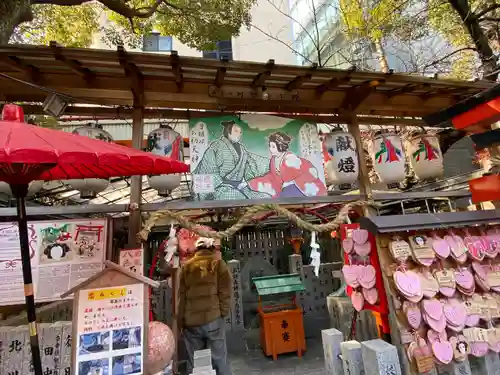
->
[61,261,159,375]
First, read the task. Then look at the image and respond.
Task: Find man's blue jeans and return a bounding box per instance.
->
[183,317,232,375]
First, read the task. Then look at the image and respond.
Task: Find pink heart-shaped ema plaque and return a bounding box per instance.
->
[427,329,447,344]
[432,341,453,364]
[443,301,467,327]
[422,299,443,320]
[445,234,467,263]
[404,304,421,329]
[342,265,360,288]
[465,314,480,327]
[342,238,354,254]
[362,287,378,305]
[423,310,447,332]
[352,229,368,245]
[431,235,451,259]
[481,235,497,258]
[472,262,487,279]
[470,342,488,357]
[455,268,474,290]
[394,270,422,299]
[358,265,376,289]
[351,291,364,311]
[354,242,371,257]
[464,236,485,261]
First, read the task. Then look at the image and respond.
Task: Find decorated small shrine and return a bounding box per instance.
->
[0,43,498,375]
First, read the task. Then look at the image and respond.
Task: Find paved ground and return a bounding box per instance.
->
[229,338,326,375]
[226,329,326,375]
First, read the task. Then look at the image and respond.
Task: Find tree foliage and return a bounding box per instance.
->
[3,0,257,50]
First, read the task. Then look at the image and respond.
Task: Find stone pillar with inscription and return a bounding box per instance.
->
[289,254,306,308]
[436,359,472,375]
[341,340,364,375]
[59,322,72,375]
[322,328,344,375]
[227,260,244,331]
[361,339,401,375]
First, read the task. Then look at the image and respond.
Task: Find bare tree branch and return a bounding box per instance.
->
[249,22,313,63]
[422,47,477,70]
[475,4,500,20]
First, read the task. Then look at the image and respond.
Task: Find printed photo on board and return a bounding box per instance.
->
[79,331,110,355]
[112,353,142,375]
[189,115,326,201]
[112,327,141,350]
[78,358,110,375]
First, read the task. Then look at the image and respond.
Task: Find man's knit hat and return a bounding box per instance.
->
[195,237,215,249]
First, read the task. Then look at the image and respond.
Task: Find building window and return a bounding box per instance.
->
[202,40,233,61]
[143,33,173,52]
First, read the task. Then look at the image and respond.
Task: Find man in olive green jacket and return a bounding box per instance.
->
[178,237,232,375]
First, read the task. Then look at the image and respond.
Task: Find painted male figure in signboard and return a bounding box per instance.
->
[193,120,272,200]
[244,132,327,197]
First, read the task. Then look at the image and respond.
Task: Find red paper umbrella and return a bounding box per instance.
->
[0,104,189,375]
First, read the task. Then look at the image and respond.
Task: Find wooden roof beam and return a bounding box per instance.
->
[252,59,275,88]
[285,63,317,91]
[341,80,383,112]
[315,75,351,98]
[117,46,144,106]
[386,84,429,98]
[49,41,94,84]
[215,67,226,87]
[0,56,41,83]
[170,50,184,92]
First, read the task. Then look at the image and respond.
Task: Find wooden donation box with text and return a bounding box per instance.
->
[253,274,306,360]
[61,260,159,375]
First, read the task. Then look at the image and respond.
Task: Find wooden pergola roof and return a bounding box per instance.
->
[0,43,494,121]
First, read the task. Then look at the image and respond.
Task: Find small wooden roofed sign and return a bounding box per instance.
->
[61,261,160,375]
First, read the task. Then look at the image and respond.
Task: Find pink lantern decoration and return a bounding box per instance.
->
[147,321,176,374]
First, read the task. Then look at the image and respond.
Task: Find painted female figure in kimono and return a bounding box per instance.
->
[245,132,327,198]
[193,120,271,200]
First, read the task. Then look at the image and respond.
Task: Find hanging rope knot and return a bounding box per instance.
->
[137,199,371,241]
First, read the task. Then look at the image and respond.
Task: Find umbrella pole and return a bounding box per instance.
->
[11,184,43,375]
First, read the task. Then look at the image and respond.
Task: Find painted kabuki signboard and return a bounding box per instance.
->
[0,219,108,306]
[189,114,327,200]
[75,284,144,375]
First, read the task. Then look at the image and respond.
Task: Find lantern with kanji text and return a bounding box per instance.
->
[370,133,406,185]
[66,124,114,198]
[147,125,183,196]
[407,133,443,180]
[323,130,359,187]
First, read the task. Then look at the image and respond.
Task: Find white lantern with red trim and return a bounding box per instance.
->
[370,133,406,184]
[407,134,443,180]
[323,130,359,186]
[66,124,114,198]
[147,125,183,196]
[0,181,45,198]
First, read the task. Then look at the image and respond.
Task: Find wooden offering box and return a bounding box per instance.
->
[253,274,306,360]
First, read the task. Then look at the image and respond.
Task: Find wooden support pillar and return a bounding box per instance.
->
[347,112,411,375]
[128,105,144,246]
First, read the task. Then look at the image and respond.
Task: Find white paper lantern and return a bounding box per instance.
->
[147,125,184,196]
[68,125,114,198]
[323,130,359,185]
[371,134,406,184]
[0,180,45,197]
[407,134,444,180]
